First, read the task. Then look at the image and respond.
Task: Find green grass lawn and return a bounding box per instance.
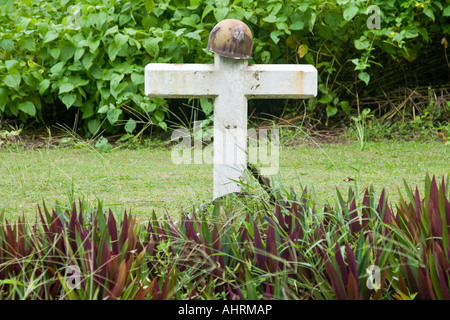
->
[0,139,448,220]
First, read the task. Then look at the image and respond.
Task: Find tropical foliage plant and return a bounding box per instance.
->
[0,0,449,134]
[1,174,448,300]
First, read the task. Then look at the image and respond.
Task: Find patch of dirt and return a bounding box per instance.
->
[0,123,349,151]
[301,129,349,146]
[0,130,58,150]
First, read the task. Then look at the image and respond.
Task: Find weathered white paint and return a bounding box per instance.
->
[145,53,317,199]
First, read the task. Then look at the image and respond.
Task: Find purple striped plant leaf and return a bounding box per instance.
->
[253,221,266,271]
[349,196,361,234]
[323,258,347,300]
[435,252,450,300]
[417,267,435,300]
[109,259,127,299]
[414,186,422,222]
[97,234,110,286]
[347,271,360,300]
[345,243,358,280]
[264,280,273,299]
[334,243,348,287]
[16,218,26,257]
[184,215,200,243]
[118,210,129,249]
[361,188,370,230]
[134,278,156,300]
[107,209,119,255]
[226,282,242,300]
[428,197,443,238]
[266,218,278,273]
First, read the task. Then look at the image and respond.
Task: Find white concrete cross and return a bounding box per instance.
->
[145,53,317,200]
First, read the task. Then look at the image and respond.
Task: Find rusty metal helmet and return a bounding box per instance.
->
[206,19,253,59]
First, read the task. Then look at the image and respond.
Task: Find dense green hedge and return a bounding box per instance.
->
[0,0,449,135]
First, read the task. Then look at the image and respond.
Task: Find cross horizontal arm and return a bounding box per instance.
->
[244,64,317,99]
[145,64,218,98]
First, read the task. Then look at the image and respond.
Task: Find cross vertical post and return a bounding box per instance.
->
[213,54,248,198]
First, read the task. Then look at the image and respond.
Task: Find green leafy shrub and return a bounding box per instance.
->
[0,0,182,136]
[0,0,449,134]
